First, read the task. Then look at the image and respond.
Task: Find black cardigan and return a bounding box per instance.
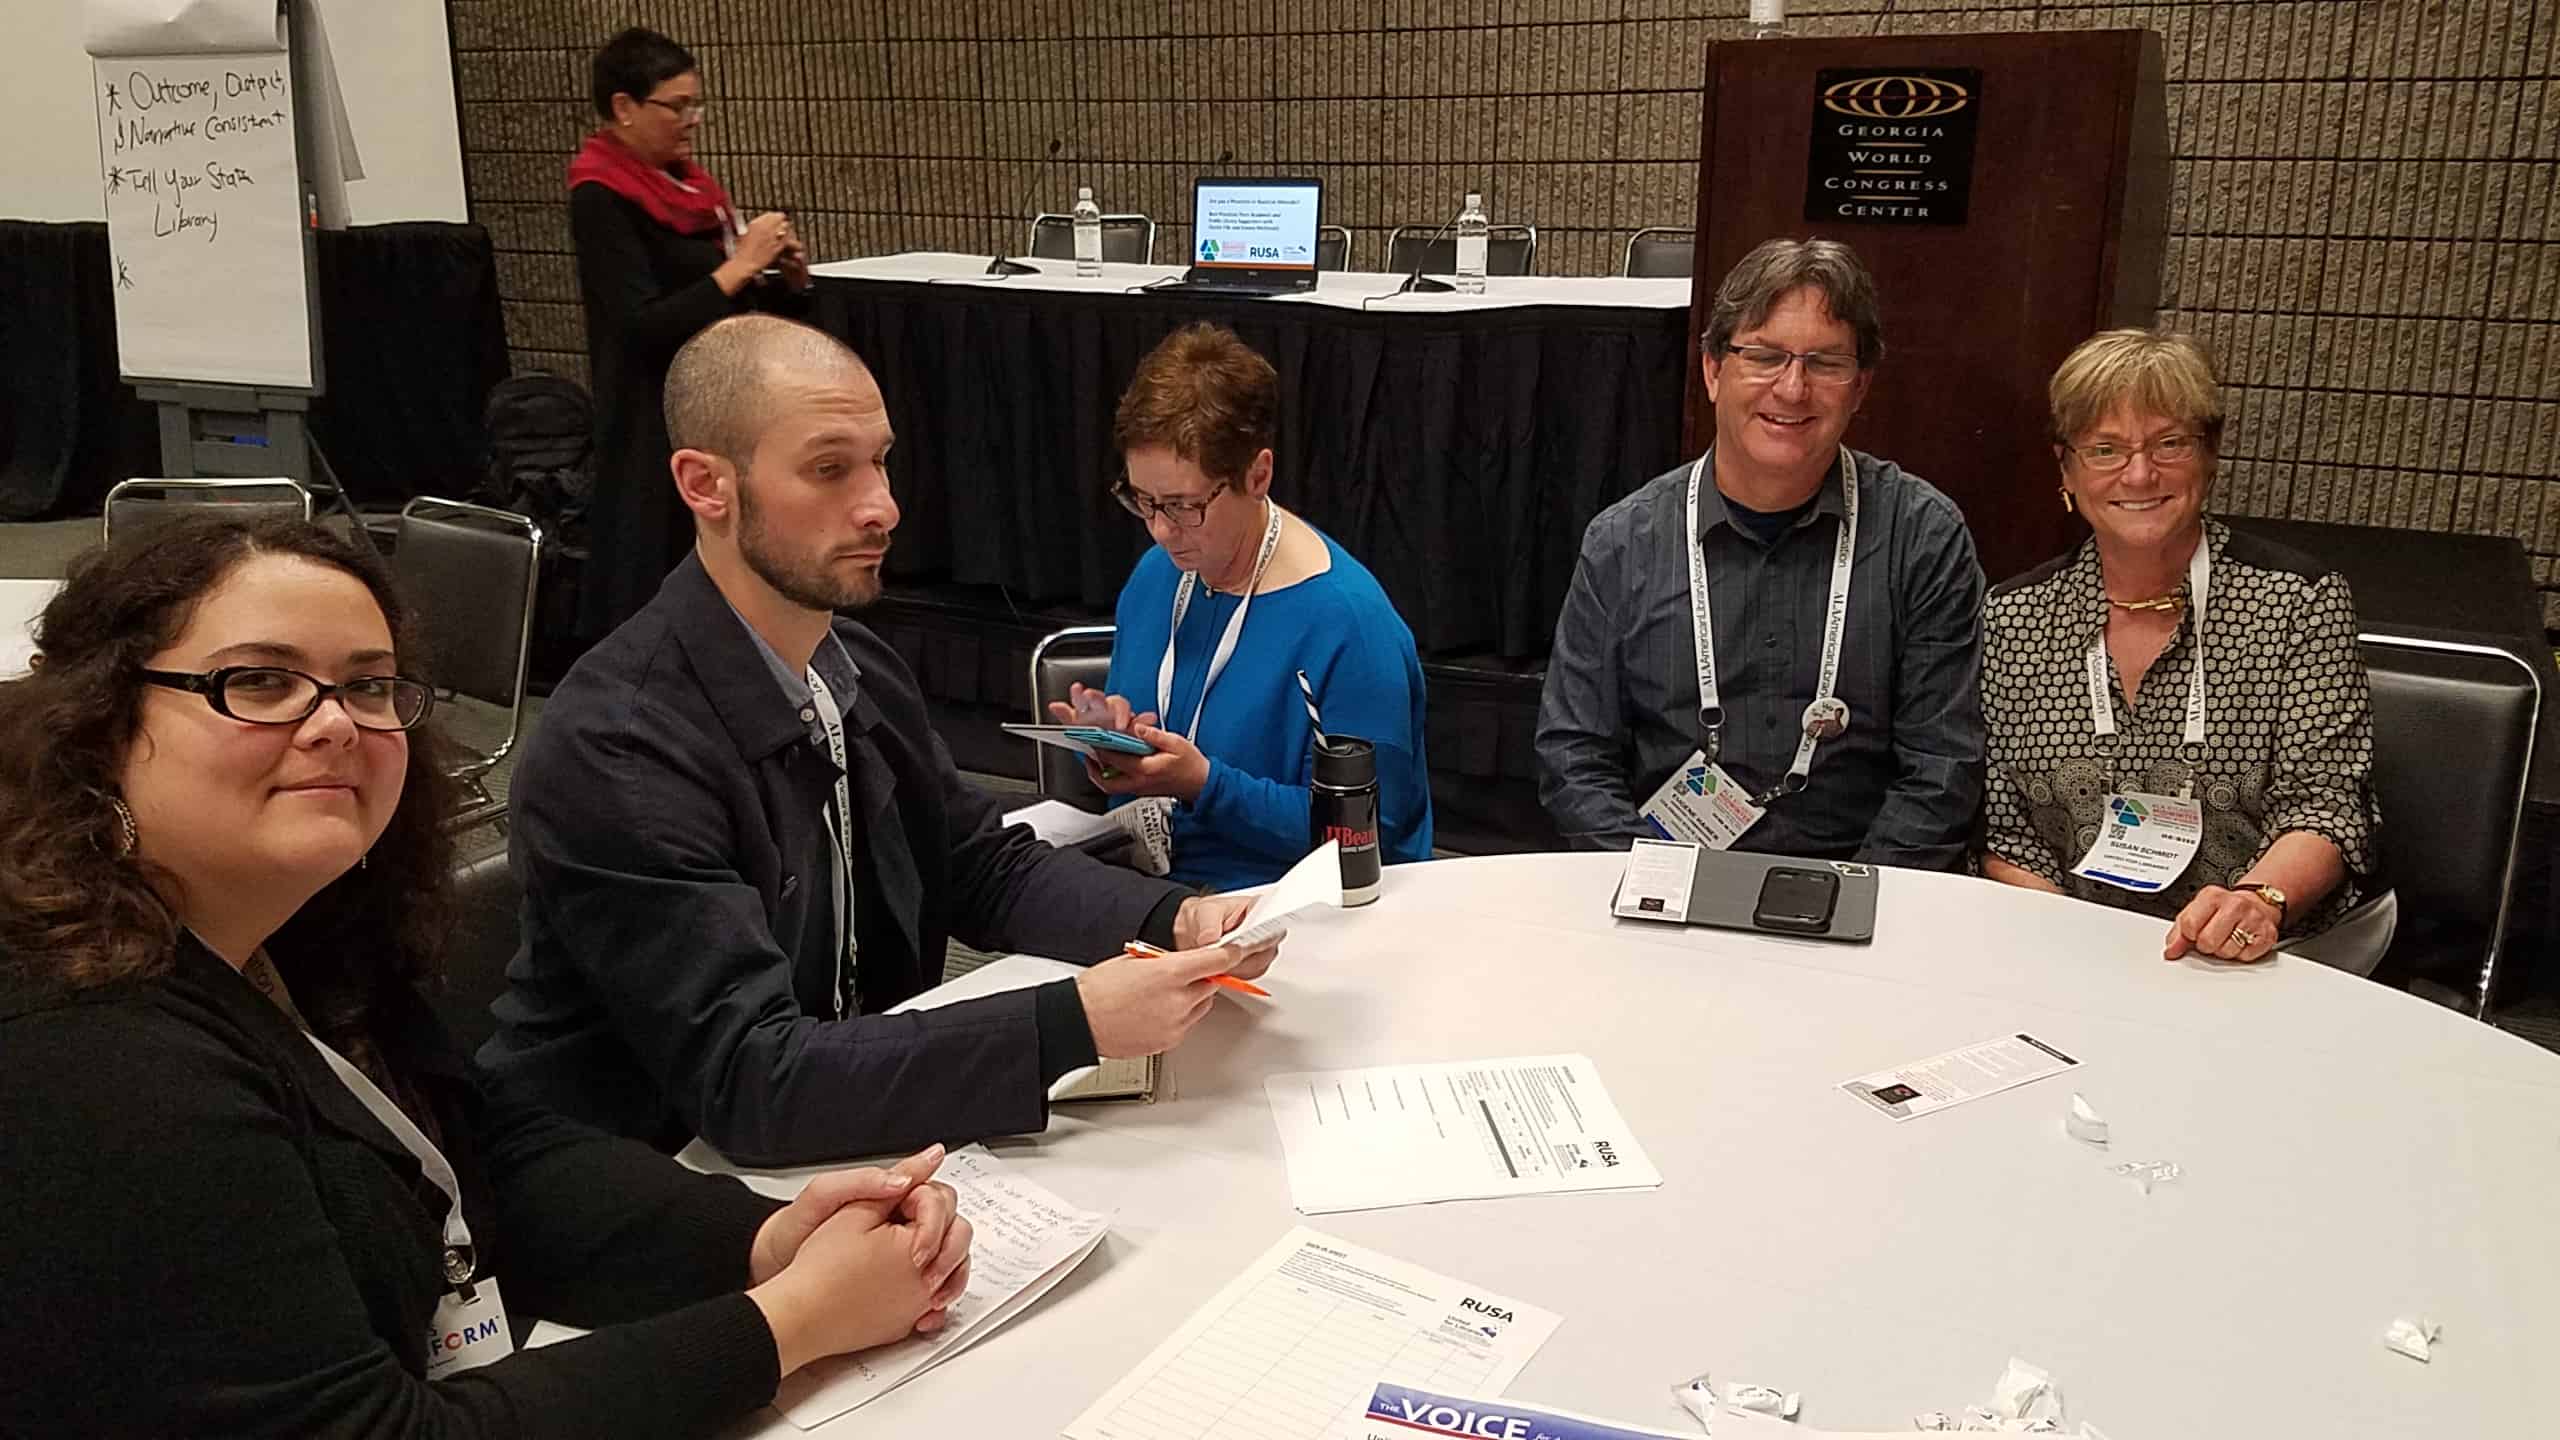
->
[570,181,803,639]
[0,935,788,1437]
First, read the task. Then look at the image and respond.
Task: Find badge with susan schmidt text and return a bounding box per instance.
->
[2070,791,2203,894]
[1805,67,1982,226]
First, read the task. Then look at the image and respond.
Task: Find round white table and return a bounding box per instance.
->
[705,854,2560,1438]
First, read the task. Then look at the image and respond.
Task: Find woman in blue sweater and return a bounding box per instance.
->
[1049,323,1432,890]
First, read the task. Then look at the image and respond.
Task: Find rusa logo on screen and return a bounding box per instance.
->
[1821,74,1973,120]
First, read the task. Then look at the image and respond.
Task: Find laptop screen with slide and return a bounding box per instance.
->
[1187,177,1321,289]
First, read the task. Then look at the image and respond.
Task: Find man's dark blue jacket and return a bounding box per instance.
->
[479,556,1187,1165]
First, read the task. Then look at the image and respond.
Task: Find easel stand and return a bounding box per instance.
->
[136,382,375,552]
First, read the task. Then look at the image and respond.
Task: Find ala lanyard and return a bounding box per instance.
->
[805,665,856,1020]
[1682,446,1859,798]
[2085,534,2211,748]
[1156,500,1285,740]
[304,1035,478,1289]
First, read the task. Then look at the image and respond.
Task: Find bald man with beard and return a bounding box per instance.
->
[481,316,1276,1166]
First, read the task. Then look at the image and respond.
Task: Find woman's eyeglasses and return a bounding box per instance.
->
[1112,479,1229,529]
[643,96,709,119]
[140,666,435,731]
[2065,433,2202,472]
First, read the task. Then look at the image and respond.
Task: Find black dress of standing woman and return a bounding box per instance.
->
[567,27,810,639]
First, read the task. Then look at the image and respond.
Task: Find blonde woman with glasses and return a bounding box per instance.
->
[1979,329,2382,963]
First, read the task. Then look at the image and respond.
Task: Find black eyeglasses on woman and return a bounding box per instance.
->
[139,666,436,732]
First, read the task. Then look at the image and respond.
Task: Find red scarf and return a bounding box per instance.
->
[565,128,734,237]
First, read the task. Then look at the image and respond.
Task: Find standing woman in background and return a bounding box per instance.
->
[569,27,810,639]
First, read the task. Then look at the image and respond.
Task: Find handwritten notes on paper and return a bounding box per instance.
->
[95,53,313,387]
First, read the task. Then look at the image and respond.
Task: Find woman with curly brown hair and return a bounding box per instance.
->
[0,518,971,1436]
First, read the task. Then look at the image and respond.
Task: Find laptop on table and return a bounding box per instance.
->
[1167,176,1322,295]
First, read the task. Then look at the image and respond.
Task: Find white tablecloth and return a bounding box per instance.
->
[809,251,1693,314]
[0,578,57,679]
[618,854,2556,1439]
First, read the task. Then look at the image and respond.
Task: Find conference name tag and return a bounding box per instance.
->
[2070,790,2204,894]
[1637,750,1764,851]
[426,1278,513,1380]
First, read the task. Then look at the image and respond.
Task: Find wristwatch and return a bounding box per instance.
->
[2232,882,2288,928]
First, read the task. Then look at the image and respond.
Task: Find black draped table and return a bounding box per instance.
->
[0,219,508,520]
[809,253,1693,663]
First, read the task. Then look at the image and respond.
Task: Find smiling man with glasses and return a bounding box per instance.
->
[1535,237,1986,869]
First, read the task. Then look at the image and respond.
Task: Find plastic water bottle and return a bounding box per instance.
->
[1072,186,1103,277]
[1749,0,1787,38]
[1454,191,1488,295]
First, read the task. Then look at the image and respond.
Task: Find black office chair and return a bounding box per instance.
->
[2359,634,2539,1013]
[1028,625,1117,810]
[390,497,543,830]
[1385,225,1538,277]
[435,848,521,1057]
[1622,227,1695,278]
[1028,214,1156,264]
[102,477,312,546]
[1316,225,1352,271]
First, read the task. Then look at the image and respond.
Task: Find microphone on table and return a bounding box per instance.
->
[1395,207,1461,295]
[986,137,1064,277]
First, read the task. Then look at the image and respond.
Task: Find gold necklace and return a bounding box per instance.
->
[2107,589,2187,613]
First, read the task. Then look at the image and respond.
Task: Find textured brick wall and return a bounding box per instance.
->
[450,0,2560,619]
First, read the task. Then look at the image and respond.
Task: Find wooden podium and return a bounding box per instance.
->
[1687,30,2168,583]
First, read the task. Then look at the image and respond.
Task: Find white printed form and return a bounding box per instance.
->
[1065,1227,1560,1440]
[772,1146,1108,1428]
[1265,1055,1663,1214]
[1840,1033,2081,1121]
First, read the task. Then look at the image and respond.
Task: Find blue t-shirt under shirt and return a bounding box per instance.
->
[1104,529,1433,891]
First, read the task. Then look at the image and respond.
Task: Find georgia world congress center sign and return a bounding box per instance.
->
[1804,68,1982,226]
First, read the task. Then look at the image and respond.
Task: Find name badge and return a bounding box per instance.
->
[1637,750,1765,851]
[426,1277,513,1380]
[2069,791,2204,894]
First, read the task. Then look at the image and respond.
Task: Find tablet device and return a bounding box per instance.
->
[1612,839,1878,943]
[1001,723,1160,760]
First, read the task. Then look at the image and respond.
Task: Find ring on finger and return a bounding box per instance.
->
[2231,926,2257,949]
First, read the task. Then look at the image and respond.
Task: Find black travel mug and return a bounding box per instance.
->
[1310,735,1383,907]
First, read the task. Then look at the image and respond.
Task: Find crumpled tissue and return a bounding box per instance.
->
[1991,1356,2063,1425]
[1723,1383,1800,1420]
[1672,1371,1808,1432]
[2109,1158,2181,1193]
[1911,1356,2093,1432]
[2063,1093,2110,1147]
[2383,1315,2442,1362]
[1672,1372,1716,1431]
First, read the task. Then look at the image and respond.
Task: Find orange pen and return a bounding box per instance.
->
[1123,940,1271,997]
